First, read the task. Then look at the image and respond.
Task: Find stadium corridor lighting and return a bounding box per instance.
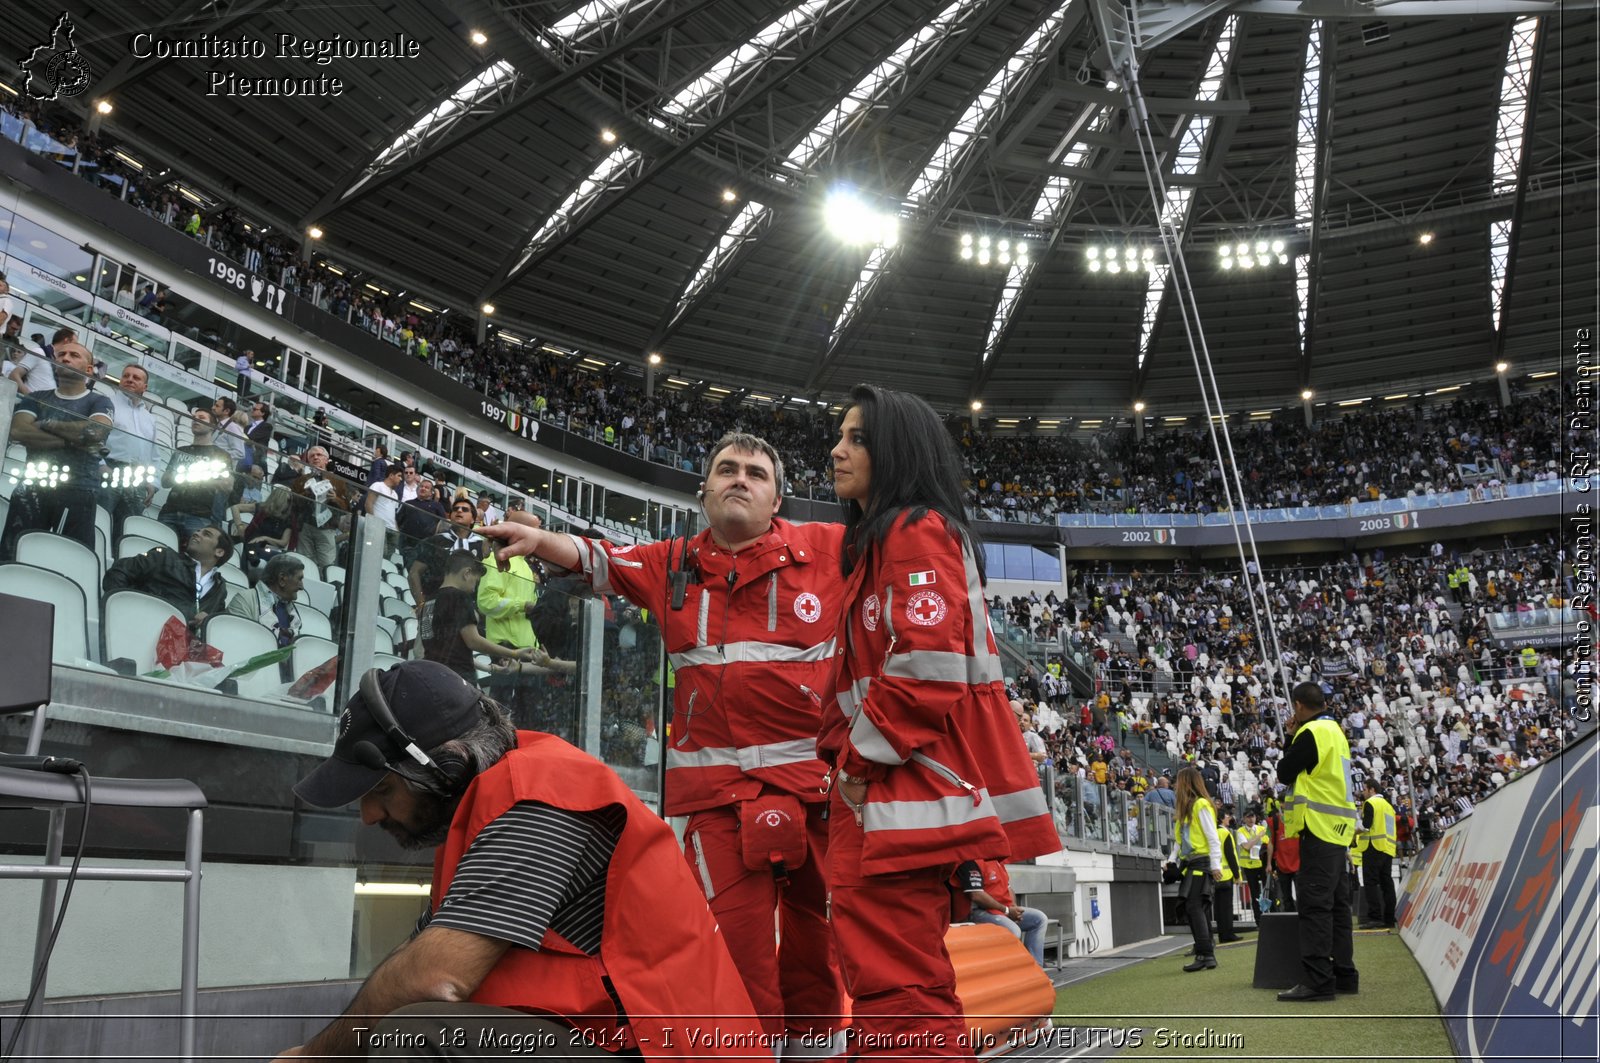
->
[95,99,113,115]
[470,30,489,45]
[825,190,899,249]
[648,352,662,366]
[1133,401,1146,412]
[970,400,983,411]
[1301,388,1314,401]
[600,128,617,144]
[1495,361,1509,373]
[481,303,495,315]
[307,226,324,240]
[722,188,737,203]
[1419,232,1435,245]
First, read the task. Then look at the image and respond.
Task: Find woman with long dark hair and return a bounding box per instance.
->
[822,384,1060,1057]
[1172,765,1224,970]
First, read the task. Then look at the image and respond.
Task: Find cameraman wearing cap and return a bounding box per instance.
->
[276,661,764,1060]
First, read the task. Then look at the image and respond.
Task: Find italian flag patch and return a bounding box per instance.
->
[908,570,936,587]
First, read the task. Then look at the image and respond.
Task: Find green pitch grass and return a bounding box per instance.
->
[1052,930,1455,1061]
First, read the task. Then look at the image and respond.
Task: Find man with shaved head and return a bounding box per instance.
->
[2,338,112,551]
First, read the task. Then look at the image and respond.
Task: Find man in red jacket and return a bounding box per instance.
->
[277,662,766,1060]
[483,433,847,1051]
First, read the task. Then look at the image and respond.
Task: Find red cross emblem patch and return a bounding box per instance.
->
[794,592,822,623]
[906,590,947,626]
[862,594,881,631]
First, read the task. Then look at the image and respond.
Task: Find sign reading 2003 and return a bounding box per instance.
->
[128,32,421,98]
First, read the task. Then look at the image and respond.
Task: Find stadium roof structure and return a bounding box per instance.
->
[7,0,1596,419]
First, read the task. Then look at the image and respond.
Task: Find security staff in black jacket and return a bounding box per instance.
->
[103,524,234,626]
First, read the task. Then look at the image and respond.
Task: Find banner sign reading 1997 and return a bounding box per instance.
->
[480,399,541,443]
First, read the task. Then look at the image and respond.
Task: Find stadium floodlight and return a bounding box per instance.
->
[825,189,899,248]
[470,30,488,45]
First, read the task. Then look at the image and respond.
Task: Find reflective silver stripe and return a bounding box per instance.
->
[850,710,906,765]
[960,541,1004,681]
[836,676,871,721]
[669,638,838,670]
[767,573,778,632]
[1302,799,1360,819]
[667,739,820,772]
[863,789,995,833]
[690,830,715,901]
[696,586,709,645]
[571,533,638,596]
[883,649,1001,686]
[991,784,1050,824]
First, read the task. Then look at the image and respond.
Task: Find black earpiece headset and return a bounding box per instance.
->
[349,667,452,783]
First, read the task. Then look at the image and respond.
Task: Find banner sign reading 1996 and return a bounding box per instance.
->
[206,256,289,316]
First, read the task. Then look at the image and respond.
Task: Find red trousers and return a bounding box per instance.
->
[685,803,845,1042]
[826,791,976,1063]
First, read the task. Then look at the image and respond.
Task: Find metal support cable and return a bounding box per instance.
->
[1114,57,1293,738]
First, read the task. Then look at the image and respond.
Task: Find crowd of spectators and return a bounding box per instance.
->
[4,97,1573,531]
[994,537,1589,848]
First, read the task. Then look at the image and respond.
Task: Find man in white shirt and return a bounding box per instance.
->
[7,332,57,394]
[102,363,164,538]
[365,461,403,550]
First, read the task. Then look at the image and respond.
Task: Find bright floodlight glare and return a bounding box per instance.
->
[1086,246,1099,260]
[961,233,973,247]
[1124,247,1137,260]
[1277,253,1289,265]
[1495,361,1509,372]
[1239,256,1253,269]
[1016,242,1029,258]
[1133,401,1146,412]
[998,239,1010,253]
[648,352,662,366]
[1142,247,1155,261]
[722,188,737,203]
[1271,239,1285,253]
[978,251,990,265]
[970,400,983,411]
[1238,242,1250,256]
[95,99,113,115]
[960,246,973,260]
[1107,259,1121,274]
[307,226,324,240]
[1419,232,1435,245]
[998,251,1010,265]
[600,128,617,143]
[1220,257,1233,270]
[1301,388,1314,400]
[481,302,495,315]
[470,30,488,45]
[979,236,991,249]
[1088,260,1101,272]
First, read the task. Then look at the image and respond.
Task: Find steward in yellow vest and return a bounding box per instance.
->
[1356,782,1399,930]
[1274,682,1359,1000]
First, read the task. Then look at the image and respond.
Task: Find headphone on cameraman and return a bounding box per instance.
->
[349,668,468,788]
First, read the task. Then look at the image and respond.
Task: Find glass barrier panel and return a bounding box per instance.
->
[1107,790,1126,846]
[4,214,96,283]
[1,254,95,321]
[1082,780,1106,843]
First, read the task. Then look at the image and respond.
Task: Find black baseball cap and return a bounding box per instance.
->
[293,661,482,808]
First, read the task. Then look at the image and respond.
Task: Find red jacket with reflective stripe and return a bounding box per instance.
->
[819,511,1062,876]
[431,732,765,1059]
[570,519,845,815]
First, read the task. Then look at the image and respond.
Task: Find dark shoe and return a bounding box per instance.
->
[1183,956,1218,972]
[1336,981,1360,994]
[1357,921,1384,930]
[1218,935,1243,943]
[1278,984,1336,1002]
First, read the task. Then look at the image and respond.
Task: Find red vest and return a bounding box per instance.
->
[978,859,1015,907]
[431,732,768,1060]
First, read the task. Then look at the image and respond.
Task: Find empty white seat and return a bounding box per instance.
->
[373,652,404,670]
[297,605,333,640]
[301,577,338,616]
[289,636,339,703]
[103,590,185,676]
[117,534,167,560]
[0,563,91,663]
[374,615,399,643]
[94,505,113,566]
[374,625,396,656]
[220,565,251,592]
[201,614,281,699]
[121,514,179,551]
[324,564,347,586]
[16,531,104,653]
[380,595,410,620]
